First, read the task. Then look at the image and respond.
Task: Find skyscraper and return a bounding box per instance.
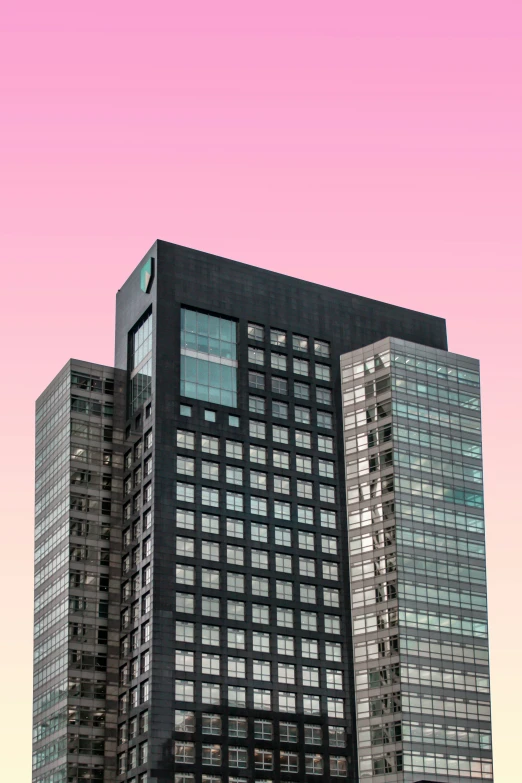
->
[33,241,493,783]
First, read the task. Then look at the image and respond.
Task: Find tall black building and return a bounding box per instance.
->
[33,241,493,783]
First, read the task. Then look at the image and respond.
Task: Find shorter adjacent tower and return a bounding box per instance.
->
[33,361,125,783]
[341,338,492,782]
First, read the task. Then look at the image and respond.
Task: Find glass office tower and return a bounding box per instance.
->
[341,339,492,782]
[33,241,493,783]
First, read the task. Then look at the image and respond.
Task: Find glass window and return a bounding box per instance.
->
[324,589,340,608]
[226,493,243,512]
[252,576,269,597]
[305,753,323,774]
[226,440,243,459]
[295,406,311,424]
[252,604,270,624]
[248,346,264,365]
[249,420,266,439]
[227,545,244,565]
[301,611,317,631]
[175,710,195,732]
[253,631,270,652]
[229,746,248,768]
[253,689,271,710]
[314,339,330,358]
[229,717,248,738]
[204,410,216,422]
[227,572,244,593]
[294,381,310,400]
[321,509,337,528]
[318,434,334,453]
[248,323,264,341]
[318,411,333,429]
[296,455,312,473]
[228,656,246,678]
[272,376,288,395]
[274,475,291,495]
[317,387,332,405]
[202,714,222,735]
[299,557,315,577]
[296,430,312,449]
[251,549,269,569]
[279,692,297,712]
[293,334,308,352]
[278,662,295,684]
[202,461,219,481]
[202,682,221,704]
[202,569,220,589]
[251,522,268,542]
[275,527,292,547]
[293,358,309,376]
[270,328,286,347]
[316,364,331,382]
[271,352,287,371]
[174,740,195,762]
[227,600,245,621]
[229,414,240,427]
[253,660,271,681]
[254,748,273,769]
[273,425,289,444]
[301,585,317,605]
[249,370,265,390]
[202,597,220,617]
[226,518,243,538]
[304,724,322,745]
[272,400,288,419]
[249,395,265,414]
[250,444,267,463]
[177,430,195,450]
[330,756,348,776]
[277,607,293,628]
[227,629,245,649]
[202,514,220,534]
[181,309,237,407]
[254,719,273,740]
[319,459,334,478]
[276,580,293,601]
[274,501,291,520]
[175,681,194,703]
[180,404,192,417]
[226,466,243,486]
[202,654,220,675]
[202,541,220,561]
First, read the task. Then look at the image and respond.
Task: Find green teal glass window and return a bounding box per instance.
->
[181,309,237,407]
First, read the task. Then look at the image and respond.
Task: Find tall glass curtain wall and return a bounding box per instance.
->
[341,338,492,783]
[180,308,238,407]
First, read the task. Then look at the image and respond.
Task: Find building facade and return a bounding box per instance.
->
[33,241,492,783]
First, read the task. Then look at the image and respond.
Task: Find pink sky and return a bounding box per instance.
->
[0,2,520,778]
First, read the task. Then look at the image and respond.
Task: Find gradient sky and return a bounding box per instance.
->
[1,2,520,779]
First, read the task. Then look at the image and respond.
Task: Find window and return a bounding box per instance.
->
[328,699,345,719]
[325,642,342,661]
[202,597,220,617]
[248,346,264,365]
[176,650,194,672]
[251,496,267,516]
[318,434,334,453]
[279,692,297,712]
[229,415,240,427]
[306,754,323,774]
[226,518,243,538]
[202,683,221,705]
[324,589,340,608]
[321,509,337,528]
[176,565,195,585]
[226,440,242,459]
[181,309,237,407]
[276,553,292,573]
[296,430,312,449]
[274,501,291,520]
[253,689,271,710]
[253,660,271,681]
[273,425,289,444]
[326,669,343,689]
[325,615,341,634]
[280,722,298,743]
[272,400,288,419]
[202,514,219,535]
[321,535,338,554]
[280,751,299,772]
[254,748,273,770]
[204,410,216,422]
[278,662,295,684]
[274,475,290,495]
[293,334,308,352]
[253,632,270,652]
[317,387,332,405]
[227,545,244,565]
[277,608,293,627]
[180,404,192,417]
[202,461,219,481]
[176,621,194,643]
[251,523,268,542]
[202,541,220,561]
[249,395,265,414]
[176,456,194,476]
[202,435,219,455]
[176,593,195,614]
[299,531,315,550]
[229,717,248,738]
[250,470,267,490]
[320,484,336,503]
[297,480,313,499]
[251,549,269,569]
[202,625,220,646]
[226,493,243,512]
[316,363,331,381]
[297,505,314,525]
[200,486,220,508]
[175,710,195,732]
[175,681,194,703]
[227,629,245,649]
[229,747,248,769]
[250,444,267,463]
[227,600,245,621]
[249,371,265,390]
[249,420,266,439]
[330,756,348,776]
[329,726,345,747]
[318,459,334,478]
[176,537,195,558]
[302,639,319,659]
[303,666,320,687]
[254,720,273,740]
[295,406,311,424]
[301,611,318,631]
[228,686,246,706]
[323,561,339,581]
[318,411,333,429]
[252,604,270,624]
[277,635,294,655]
[270,327,286,347]
[252,576,269,597]
[273,450,290,469]
[294,381,310,400]
[314,339,330,358]
[248,323,264,341]
[202,745,222,766]
[299,557,315,577]
[202,714,222,735]
[228,656,246,678]
[177,483,195,503]
[177,430,195,450]
[271,352,287,371]
[272,376,288,394]
[227,573,244,593]
[296,454,312,473]
[277,580,293,601]
[226,466,243,486]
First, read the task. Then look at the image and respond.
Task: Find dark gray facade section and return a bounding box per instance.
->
[113,241,448,783]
